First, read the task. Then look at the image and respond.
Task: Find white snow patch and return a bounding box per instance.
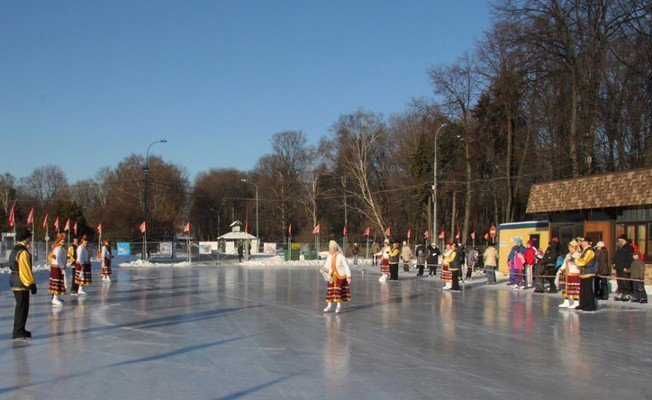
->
[119,259,194,268]
[241,255,323,268]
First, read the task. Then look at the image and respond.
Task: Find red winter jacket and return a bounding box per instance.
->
[524,247,536,266]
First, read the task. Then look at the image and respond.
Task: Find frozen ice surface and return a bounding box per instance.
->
[0,263,650,400]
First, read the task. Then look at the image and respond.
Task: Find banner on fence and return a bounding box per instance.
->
[117,242,131,256]
[263,242,277,255]
[199,242,215,255]
[159,242,173,256]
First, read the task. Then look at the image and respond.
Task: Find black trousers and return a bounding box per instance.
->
[417,265,424,276]
[70,268,79,293]
[616,270,632,295]
[544,265,557,293]
[594,277,609,300]
[485,266,496,283]
[13,290,30,338]
[403,262,410,272]
[389,264,399,280]
[533,264,545,291]
[451,269,460,291]
[578,277,596,311]
[428,263,437,276]
[632,281,648,302]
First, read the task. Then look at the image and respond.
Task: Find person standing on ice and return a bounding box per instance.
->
[75,235,92,295]
[556,239,581,309]
[322,240,351,314]
[101,239,114,282]
[506,238,525,286]
[426,242,440,277]
[237,242,244,263]
[388,241,400,280]
[415,243,426,276]
[9,228,37,340]
[574,237,597,311]
[375,239,391,282]
[352,243,360,266]
[523,240,536,288]
[441,242,455,289]
[48,233,67,306]
[67,236,79,295]
[483,244,498,284]
[401,241,412,272]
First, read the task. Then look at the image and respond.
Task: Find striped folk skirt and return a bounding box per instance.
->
[564,274,581,300]
[48,266,66,295]
[441,264,452,283]
[75,263,92,286]
[326,277,351,303]
[380,258,390,274]
[101,259,112,276]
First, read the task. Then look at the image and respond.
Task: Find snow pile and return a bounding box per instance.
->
[0,263,52,274]
[119,259,193,268]
[242,255,322,268]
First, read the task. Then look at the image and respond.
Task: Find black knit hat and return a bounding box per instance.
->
[17,228,31,241]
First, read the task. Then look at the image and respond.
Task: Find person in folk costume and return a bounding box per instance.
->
[388,241,401,280]
[9,228,37,339]
[593,241,610,300]
[375,239,391,282]
[448,243,462,291]
[67,236,80,295]
[426,242,440,277]
[575,237,597,311]
[75,235,92,295]
[101,239,114,281]
[557,239,582,308]
[441,242,455,290]
[49,233,67,306]
[322,240,352,314]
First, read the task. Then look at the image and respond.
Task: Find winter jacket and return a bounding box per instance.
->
[483,246,497,267]
[513,253,525,270]
[9,243,35,290]
[614,243,634,271]
[596,248,610,275]
[524,247,536,266]
[575,246,597,277]
[415,246,426,265]
[389,248,400,264]
[401,245,413,262]
[446,249,461,271]
[426,246,440,266]
[541,244,559,266]
[630,259,646,281]
[508,244,526,264]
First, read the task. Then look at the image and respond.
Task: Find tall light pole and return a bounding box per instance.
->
[432,123,447,242]
[143,139,167,259]
[241,179,259,239]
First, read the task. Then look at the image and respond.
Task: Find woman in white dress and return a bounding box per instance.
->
[322,240,352,314]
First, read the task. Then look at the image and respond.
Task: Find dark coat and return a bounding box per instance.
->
[613,243,633,271]
[596,248,610,275]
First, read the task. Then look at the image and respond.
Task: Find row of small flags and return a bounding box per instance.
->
[297,222,497,241]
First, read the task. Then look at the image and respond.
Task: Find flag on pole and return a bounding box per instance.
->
[183,222,190,233]
[385,227,391,237]
[438,230,445,239]
[26,208,34,225]
[407,229,412,239]
[312,224,320,235]
[288,224,292,237]
[483,232,489,240]
[343,224,348,236]
[42,213,49,229]
[64,218,71,232]
[97,222,103,234]
[139,221,146,234]
[455,231,460,240]
[73,221,78,235]
[471,231,476,240]
[424,230,430,239]
[54,217,60,232]
[8,204,15,228]
[364,227,371,237]
[244,221,249,233]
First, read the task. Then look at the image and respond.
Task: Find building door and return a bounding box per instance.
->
[585,231,602,245]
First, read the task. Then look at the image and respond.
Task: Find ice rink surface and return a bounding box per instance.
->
[0,263,650,400]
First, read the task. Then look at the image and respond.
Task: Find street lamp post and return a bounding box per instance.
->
[143,139,167,260]
[240,179,259,239]
[432,123,447,243]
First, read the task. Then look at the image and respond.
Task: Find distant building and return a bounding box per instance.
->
[527,167,651,267]
[217,221,260,255]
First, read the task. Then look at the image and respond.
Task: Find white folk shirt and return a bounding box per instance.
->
[102,246,112,261]
[375,245,391,260]
[559,252,580,275]
[51,246,66,269]
[323,252,351,280]
[77,245,91,264]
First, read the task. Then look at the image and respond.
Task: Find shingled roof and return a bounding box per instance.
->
[526,167,652,213]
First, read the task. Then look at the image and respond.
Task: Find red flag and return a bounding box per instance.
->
[183,222,190,233]
[26,208,34,225]
[483,232,489,240]
[455,231,460,240]
[244,221,249,233]
[424,230,430,239]
[54,217,60,232]
[407,229,412,239]
[42,213,49,229]
[385,227,391,237]
[438,230,445,239]
[343,224,348,236]
[288,224,292,236]
[471,231,476,240]
[312,224,320,235]
[97,222,103,234]
[64,218,71,232]
[8,204,15,227]
[139,221,146,234]
[364,227,371,237]
[73,221,78,235]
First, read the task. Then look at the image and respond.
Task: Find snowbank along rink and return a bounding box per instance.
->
[0,259,649,400]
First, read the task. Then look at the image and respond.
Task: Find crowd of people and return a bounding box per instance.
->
[7,228,113,340]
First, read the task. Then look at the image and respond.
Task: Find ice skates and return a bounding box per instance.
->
[378,274,387,282]
[52,295,63,307]
[558,299,570,308]
[323,303,333,313]
[335,303,342,314]
[568,300,579,309]
[78,287,87,295]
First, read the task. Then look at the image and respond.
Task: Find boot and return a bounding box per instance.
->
[558,299,570,308]
[443,283,451,290]
[78,287,87,295]
[52,295,63,307]
[335,303,342,314]
[568,299,578,309]
[323,303,332,313]
[378,274,387,282]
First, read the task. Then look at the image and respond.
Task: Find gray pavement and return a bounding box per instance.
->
[0,264,650,400]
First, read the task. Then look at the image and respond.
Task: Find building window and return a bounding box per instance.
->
[616,223,649,261]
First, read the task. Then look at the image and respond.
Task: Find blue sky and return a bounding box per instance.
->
[1,1,491,182]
